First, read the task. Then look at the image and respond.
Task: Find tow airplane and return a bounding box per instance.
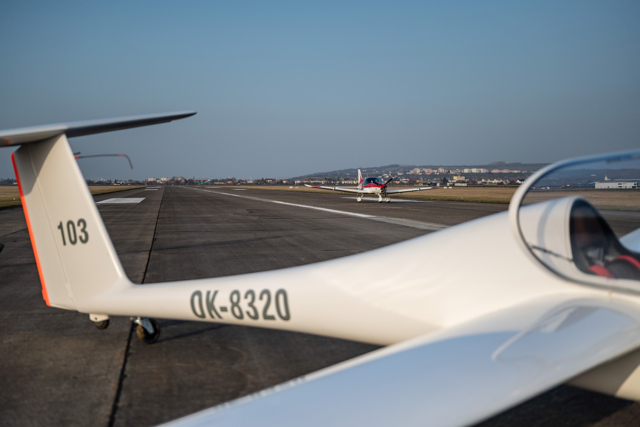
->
[2,112,640,427]
[305,169,438,202]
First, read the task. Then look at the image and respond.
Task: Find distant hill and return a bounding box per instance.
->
[290,162,549,180]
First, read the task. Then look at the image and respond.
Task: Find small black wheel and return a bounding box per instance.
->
[136,319,160,344]
[94,319,110,330]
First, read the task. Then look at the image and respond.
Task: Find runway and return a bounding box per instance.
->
[0,186,639,426]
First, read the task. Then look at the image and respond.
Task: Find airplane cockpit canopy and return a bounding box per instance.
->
[512,150,640,292]
[363,177,385,185]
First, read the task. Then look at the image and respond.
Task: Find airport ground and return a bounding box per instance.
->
[0,185,144,209]
[1,186,640,426]
[210,184,640,210]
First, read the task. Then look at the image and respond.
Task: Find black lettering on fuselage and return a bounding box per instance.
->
[206,290,222,319]
[190,291,206,319]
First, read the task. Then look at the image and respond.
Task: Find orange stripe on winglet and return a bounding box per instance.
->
[11,152,50,306]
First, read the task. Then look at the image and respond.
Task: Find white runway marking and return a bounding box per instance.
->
[145,188,159,191]
[199,189,372,218]
[189,188,446,230]
[97,198,145,204]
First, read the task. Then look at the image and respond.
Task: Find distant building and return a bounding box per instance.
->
[595,181,637,189]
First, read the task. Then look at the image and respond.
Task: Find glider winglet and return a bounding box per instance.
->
[0,111,196,147]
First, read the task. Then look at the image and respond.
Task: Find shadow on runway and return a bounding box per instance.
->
[157,320,229,343]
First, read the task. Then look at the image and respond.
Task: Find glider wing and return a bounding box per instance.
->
[164,295,640,427]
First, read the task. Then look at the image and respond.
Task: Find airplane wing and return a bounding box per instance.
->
[304,184,362,193]
[164,295,640,427]
[386,186,438,194]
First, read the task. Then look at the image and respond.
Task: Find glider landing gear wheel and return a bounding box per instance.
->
[90,314,110,330]
[94,319,110,330]
[134,317,160,344]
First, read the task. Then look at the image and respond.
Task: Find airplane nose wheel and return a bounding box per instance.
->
[134,317,160,344]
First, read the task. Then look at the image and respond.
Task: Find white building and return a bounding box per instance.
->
[595,181,637,189]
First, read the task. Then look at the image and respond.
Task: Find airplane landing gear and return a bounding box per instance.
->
[357,196,362,203]
[385,198,391,203]
[134,317,160,344]
[90,314,110,330]
[94,320,110,330]
[378,196,383,203]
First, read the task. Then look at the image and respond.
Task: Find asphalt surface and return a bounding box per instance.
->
[0,186,639,426]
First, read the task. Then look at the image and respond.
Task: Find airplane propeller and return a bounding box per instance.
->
[384,177,394,186]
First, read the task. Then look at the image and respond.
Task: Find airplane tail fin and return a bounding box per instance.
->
[5,112,195,311]
[358,169,363,190]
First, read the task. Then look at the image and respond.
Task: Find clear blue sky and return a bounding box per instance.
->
[1,1,639,180]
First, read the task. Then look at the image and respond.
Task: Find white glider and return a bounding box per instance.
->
[2,113,640,426]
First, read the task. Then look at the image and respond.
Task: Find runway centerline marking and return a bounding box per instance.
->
[187,188,446,231]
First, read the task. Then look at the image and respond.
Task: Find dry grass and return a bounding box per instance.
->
[390,186,517,203]
[0,186,144,209]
